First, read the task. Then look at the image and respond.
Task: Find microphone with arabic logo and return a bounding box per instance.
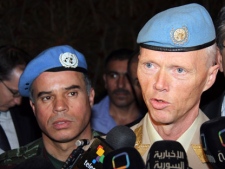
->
[200,116,225,169]
[145,140,191,169]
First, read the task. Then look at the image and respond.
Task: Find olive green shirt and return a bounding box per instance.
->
[0,130,101,169]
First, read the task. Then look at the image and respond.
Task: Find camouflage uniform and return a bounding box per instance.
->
[0,138,46,169]
[0,131,101,169]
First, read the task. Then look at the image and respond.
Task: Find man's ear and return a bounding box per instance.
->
[29,99,36,116]
[203,63,219,92]
[216,47,223,72]
[89,88,95,107]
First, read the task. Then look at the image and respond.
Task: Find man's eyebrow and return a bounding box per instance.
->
[36,85,81,98]
[65,85,81,90]
[37,91,52,98]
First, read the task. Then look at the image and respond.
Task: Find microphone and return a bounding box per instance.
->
[145,140,191,169]
[61,139,89,169]
[106,124,136,149]
[67,125,136,169]
[200,116,225,169]
[13,156,55,169]
[76,139,90,147]
[102,147,145,169]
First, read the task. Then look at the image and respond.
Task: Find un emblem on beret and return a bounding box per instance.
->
[59,52,78,68]
[171,26,188,45]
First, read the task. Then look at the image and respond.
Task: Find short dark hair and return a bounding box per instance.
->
[215,6,225,51]
[104,48,134,70]
[0,45,30,80]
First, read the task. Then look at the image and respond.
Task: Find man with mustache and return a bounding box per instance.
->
[91,48,144,134]
[0,45,97,169]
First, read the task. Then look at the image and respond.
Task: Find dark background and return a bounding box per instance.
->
[0,0,224,103]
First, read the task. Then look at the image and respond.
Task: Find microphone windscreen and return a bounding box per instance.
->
[200,116,225,169]
[106,125,136,149]
[13,156,55,169]
[103,147,145,169]
[146,140,189,169]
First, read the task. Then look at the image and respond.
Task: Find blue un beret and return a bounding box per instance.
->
[19,45,87,97]
[137,3,216,52]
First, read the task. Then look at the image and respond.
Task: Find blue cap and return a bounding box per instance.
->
[137,3,216,52]
[19,45,87,97]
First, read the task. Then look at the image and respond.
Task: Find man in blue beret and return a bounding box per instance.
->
[130,3,220,169]
[0,45,97,168]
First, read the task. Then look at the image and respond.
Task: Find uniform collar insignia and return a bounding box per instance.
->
[133,125,150,156]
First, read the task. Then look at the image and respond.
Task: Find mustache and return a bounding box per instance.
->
[49,113,75,124]
[112,89,130,95]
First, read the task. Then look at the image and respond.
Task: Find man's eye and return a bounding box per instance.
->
[69,92,78,96]
[108,73,118,79]
[42,96,51,101]
[146,63,153,68]
[177,68,184,73]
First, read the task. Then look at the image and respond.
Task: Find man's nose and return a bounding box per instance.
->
[117,74,128,88]
[13,96,22,105]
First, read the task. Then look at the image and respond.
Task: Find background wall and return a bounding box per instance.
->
[0,0,224,102]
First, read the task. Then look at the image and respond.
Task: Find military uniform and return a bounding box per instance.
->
[130,111,212,168]
[0,131,100,169]
[0,139,50,169]
[133,3,218,169]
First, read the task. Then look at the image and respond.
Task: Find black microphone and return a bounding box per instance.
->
[103,147,145,169]
[106,124,136,149]
[200,116,225,169]
[61,140,89,169]
[68,125,136,169]
[13,156,55,169]
[145,140,191,169]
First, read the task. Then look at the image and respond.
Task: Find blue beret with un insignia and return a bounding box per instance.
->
[19,45,87,97]
[137,3,216,52]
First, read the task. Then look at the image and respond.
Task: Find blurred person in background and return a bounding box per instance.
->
[127,49,148,114]
[91,48,144,134]
[201,6,225,119]
[0,45,41,154]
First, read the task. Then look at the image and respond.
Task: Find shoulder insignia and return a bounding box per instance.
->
[133,125,150,156]
[191,144,208,163]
